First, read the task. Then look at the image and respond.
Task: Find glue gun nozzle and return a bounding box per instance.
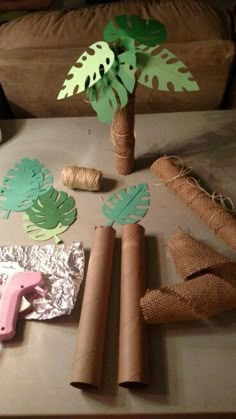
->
[34,286,47,298]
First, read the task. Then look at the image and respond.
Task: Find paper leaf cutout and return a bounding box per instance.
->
[104,15,167,47]
[23,214,68,244]
[137,44,199,92]
[0,158,52,219]
[102,183,150,226]
[26,188,77,229]
[57,41,115,99]
[87,50,136,123]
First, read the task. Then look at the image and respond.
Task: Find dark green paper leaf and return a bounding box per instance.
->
[102,183,150,226]
[104,15,167,47]
[87,49,136,124]
[26,187,77,229]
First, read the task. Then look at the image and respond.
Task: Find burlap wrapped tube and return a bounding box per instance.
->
[140,232,236,324]
[151,157,236,252]
[111,92,135,176]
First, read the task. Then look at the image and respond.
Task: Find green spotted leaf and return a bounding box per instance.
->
[102,183,150,226]
[137,44,200,92]
[57,41,115,99]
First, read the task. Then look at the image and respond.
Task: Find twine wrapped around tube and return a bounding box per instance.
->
[61,165,103,191]
[151,156,236,252]
[140,232,236,324]
[111,92,135,176]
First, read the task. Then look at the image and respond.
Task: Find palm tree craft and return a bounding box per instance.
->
[57,15,199,175]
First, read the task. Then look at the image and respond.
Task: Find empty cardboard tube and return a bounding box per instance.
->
[118,224,148,388]
[70,226,116,389]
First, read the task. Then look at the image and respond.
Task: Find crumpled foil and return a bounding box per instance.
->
[0,243,84,320]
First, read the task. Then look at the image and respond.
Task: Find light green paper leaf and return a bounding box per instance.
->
[23,213,68,244]
[57,41,115,99]
[102,183,150,227]
[137,44,200,92]
[87,50,136,124]
[0,158,51,219]
[104,15,167,47]
[26,187,77,229]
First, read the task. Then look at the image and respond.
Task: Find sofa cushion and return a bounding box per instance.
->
[0,40,234,118]
[0,0,232,50]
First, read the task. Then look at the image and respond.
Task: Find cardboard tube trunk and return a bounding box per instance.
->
[70,226,116,389]
[111,92,135,176]
[118,224,148,388]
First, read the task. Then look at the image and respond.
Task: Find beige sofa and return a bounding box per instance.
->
[0,0,235,118]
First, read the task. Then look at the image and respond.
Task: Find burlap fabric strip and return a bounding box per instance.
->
[140,232,236,324]
[151,156,236,252]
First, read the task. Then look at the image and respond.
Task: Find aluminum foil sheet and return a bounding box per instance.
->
[0,243,84,320]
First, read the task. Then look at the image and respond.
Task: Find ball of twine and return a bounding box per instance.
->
[61,165,103,191]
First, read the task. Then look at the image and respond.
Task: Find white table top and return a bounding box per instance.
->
[0,110,236,416]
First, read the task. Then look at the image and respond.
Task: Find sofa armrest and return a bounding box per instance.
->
[0,84,13,118]
[225,58,236,108]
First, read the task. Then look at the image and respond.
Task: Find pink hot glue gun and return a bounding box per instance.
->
[0,272,45,341]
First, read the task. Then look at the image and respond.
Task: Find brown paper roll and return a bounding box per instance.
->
[151,156,236,252]
[118,224,148,388]
[70,226,116,389]
[111,92,135,176]
[140,232,236,324]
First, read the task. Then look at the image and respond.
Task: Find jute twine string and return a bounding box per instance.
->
[186,177,236,212]
[61,165,103,191]
[140,232,236,324]
[155,155,192,185]
[151,156,236,252]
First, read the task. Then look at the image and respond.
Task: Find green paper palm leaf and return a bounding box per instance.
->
[0,158,52,219]
[136,44,199,92]
[23,213,68,244]
[26,188,77,229]
[57,41,115,99]
[104,15,167,47]
[102,183,150,226]
[87,49,136,124]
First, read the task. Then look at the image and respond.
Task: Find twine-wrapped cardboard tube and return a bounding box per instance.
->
[70,226,116,389]
[140,232,236,324]
[118,224,148,388]
[151,156,236,252]
[111,92,135,176]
